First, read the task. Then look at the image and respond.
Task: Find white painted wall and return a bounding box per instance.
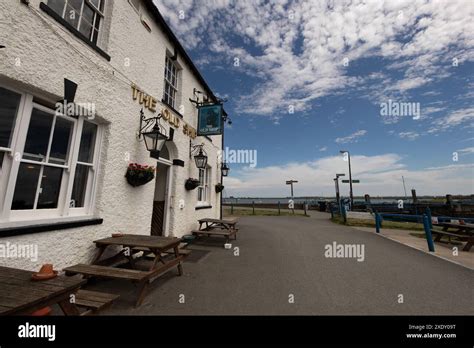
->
[0,0,222,270]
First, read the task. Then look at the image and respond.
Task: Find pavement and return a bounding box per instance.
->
[89,211,473,315]
[353,226,474,270]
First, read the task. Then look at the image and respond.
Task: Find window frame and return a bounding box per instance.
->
[0,85,27,216]
[48,0,105,45]
[163,55,179,109]
[10,102,77,217]
[197,166,211,206]
[39,0,111,62]
[0,84,102,225]
[0,87,24,171]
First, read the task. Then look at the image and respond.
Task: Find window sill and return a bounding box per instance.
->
[195,205,212,210]
[39,2,111,61]
[161,100,184,119]
[0,217,103,237]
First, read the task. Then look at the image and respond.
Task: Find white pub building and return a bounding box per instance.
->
[0,0,226,270]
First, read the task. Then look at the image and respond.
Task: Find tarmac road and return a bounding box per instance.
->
[96,211,474,315]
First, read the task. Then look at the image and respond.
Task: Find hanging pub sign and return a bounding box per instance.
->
[197,104,223,136]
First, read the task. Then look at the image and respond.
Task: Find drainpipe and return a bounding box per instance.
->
[220,115,224,220]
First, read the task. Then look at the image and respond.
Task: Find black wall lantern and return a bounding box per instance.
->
[190,142,208,169]
[139,109,170,160]
[221,162,230,177]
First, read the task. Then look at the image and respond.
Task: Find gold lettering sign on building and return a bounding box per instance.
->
[131,84,197,139]
[131,84,157,112]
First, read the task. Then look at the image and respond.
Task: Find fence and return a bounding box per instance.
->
[224,201,309,216]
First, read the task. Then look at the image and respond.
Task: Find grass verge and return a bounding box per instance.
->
[331,216,424,231]
[224,208,308,217]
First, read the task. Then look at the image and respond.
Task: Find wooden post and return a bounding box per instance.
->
[342,204,347,224]
[278,201,281,215]
[423,214,435,252]
[231,202,234,215]
[304,201,307,216]
[252,201,255,215]
[330,204,334,219]
[411,189,418,215]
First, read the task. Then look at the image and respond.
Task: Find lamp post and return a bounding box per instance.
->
[340,150,354,207]
[219,109,231,219]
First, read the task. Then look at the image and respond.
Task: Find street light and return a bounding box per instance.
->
[340,150,354,206]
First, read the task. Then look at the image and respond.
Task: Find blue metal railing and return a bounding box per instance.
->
[374,207,474,252]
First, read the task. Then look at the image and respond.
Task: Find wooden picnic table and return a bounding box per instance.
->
[432,222,474,251]
[193,218,239,244]
[198,218,238,232]
[64,234,184,306]
[436,222,474,234]
[0,266,85,316]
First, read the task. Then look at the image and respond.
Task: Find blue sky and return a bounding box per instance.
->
[155,0,474,197]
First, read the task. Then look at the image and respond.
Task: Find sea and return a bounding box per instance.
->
[223,197,410,204]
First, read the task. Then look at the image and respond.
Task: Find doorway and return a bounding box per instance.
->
[151,146,172,236]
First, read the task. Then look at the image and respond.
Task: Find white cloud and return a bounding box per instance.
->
[398,131,420,140]
[421,106,445,119]
[154,0,474,116]
[335,130,367,144]
[429,107,474,133]
[319,146,328,152]
[225,154,474,196]
[392,77,430,92]
[457,147,474,155]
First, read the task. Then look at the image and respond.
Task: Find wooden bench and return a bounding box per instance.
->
[64,264,152,282]
[192,228,238,243]
[74,289,119,316]
[431,229,474,251]
[64,256,184,307]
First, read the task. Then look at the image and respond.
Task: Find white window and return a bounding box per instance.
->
[197,166,211,204]
[48,0,106,44]
[0,87,21,172]
[0,85,102,225]
[163,55,179,108]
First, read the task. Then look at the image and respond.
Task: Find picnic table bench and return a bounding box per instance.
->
[431,222,474,251]
[0,266,85,316]
[192,218,239,244]
[75,289,120,316]
[64,234,184,307]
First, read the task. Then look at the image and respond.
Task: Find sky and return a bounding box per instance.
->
[153,0,474,197]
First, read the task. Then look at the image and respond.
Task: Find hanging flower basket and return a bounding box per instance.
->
[125,163,155,187]
[215,183,225,193]
[185,178,200,191]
